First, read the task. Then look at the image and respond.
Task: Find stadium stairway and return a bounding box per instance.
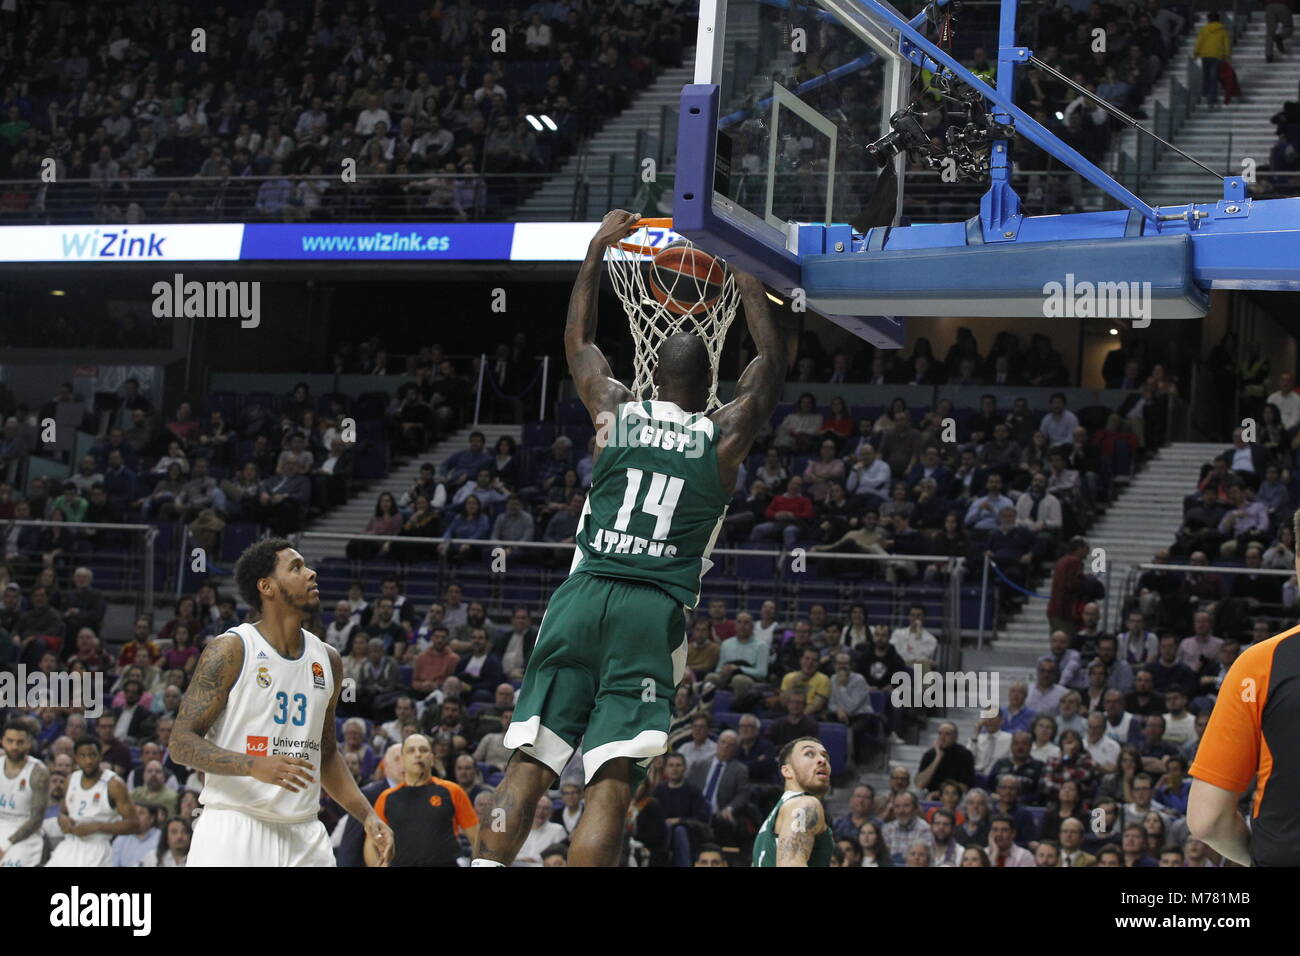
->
[518,56,699,220]
[519,7,787,221]
[982,440,1216,660]
[835,441,1219,815]
[296,423,521,563]
[1115,13,1300,207]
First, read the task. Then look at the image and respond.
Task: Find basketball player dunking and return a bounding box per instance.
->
[47,736,140,867]
[172,538,394,866]
[0,720,50,868]
[474,209,788,866]
[752,737,834,867]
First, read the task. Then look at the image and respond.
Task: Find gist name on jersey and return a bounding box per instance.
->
[594,407,705,459]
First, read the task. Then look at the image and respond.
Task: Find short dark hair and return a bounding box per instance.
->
[777,735,822,767]
[75,736,102,753]
[695,842,724,860]
[233,536,295,612]
[469,431,486,443]
[931,808,956,825]
[2,719,33,737]
[1049,392,1066,403]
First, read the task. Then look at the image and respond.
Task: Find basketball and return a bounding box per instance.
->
[648,240,728,315]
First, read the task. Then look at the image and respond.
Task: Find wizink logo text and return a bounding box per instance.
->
[152,273,260,328]
[1042,273,1153,327]
[0,666,104,718]
[49,886,151,936]
[60,229,167,259]
[890,665,999,716]
[300,231,451,253]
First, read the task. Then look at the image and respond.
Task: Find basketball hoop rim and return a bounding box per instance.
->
[615,217,678,255]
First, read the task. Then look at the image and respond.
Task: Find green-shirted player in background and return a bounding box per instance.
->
[474,209,787,867]
[753,737,834,867]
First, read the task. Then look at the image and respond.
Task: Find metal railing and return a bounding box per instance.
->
[3,518,157,611]
[976,548,1111,649]
[472,353,551,424]
[293,529,967,670]
[1116,560,1295,621]
[0,172,629,225]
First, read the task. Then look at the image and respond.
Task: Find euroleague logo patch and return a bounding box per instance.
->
[256,666,272,689]
[312,661,326,690]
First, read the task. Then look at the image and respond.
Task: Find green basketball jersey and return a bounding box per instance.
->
[571,400,730,609]
[752,790,834,867]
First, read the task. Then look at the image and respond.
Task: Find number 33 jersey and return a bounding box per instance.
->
[573,400,730,609]
[198,622,335,824]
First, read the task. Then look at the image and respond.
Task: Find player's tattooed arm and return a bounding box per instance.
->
[6,761,48,844]
[776,796,822,867]
[170,632,252,776]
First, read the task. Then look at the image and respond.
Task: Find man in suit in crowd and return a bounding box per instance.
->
[686,729,752,849]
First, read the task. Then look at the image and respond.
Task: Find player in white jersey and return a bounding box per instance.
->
[47,736,140,867]
[171,537,393,866]
[0,720,50,867]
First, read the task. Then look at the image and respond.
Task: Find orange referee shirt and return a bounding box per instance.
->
[1190,625,1300,865]
[374,776,478,867]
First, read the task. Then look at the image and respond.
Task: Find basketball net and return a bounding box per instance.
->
[605,218,742,413]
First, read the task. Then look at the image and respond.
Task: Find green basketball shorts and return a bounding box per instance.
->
[503,571,687,784]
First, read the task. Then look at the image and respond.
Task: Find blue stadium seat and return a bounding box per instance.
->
[818,722,848,773]
[354,392,389,421]
[713,712,741,731]
[399,666,413,687]
[711,690,733,714]
[557,399,586,425]
[221,522,259,563]
[522,423,555,450]
[244,391,277,415]
[207,390,239,420]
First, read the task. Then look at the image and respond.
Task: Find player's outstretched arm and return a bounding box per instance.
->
[775,794,826,867]
[171,632,315,790]
[565,208,638,426]
[320,644,394,865]
[711,269,788,469]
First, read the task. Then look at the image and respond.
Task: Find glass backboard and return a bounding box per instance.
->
[696,0,911,250]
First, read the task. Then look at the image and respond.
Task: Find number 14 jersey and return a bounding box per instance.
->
[573,400,730,610]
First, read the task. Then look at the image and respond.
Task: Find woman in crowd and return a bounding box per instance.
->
[346,491,403,560]
[858,820,893,867]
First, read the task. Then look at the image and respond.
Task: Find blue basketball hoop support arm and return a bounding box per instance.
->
[856,0,1162,229]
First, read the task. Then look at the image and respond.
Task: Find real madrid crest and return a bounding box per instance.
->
[256,666,272,689]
